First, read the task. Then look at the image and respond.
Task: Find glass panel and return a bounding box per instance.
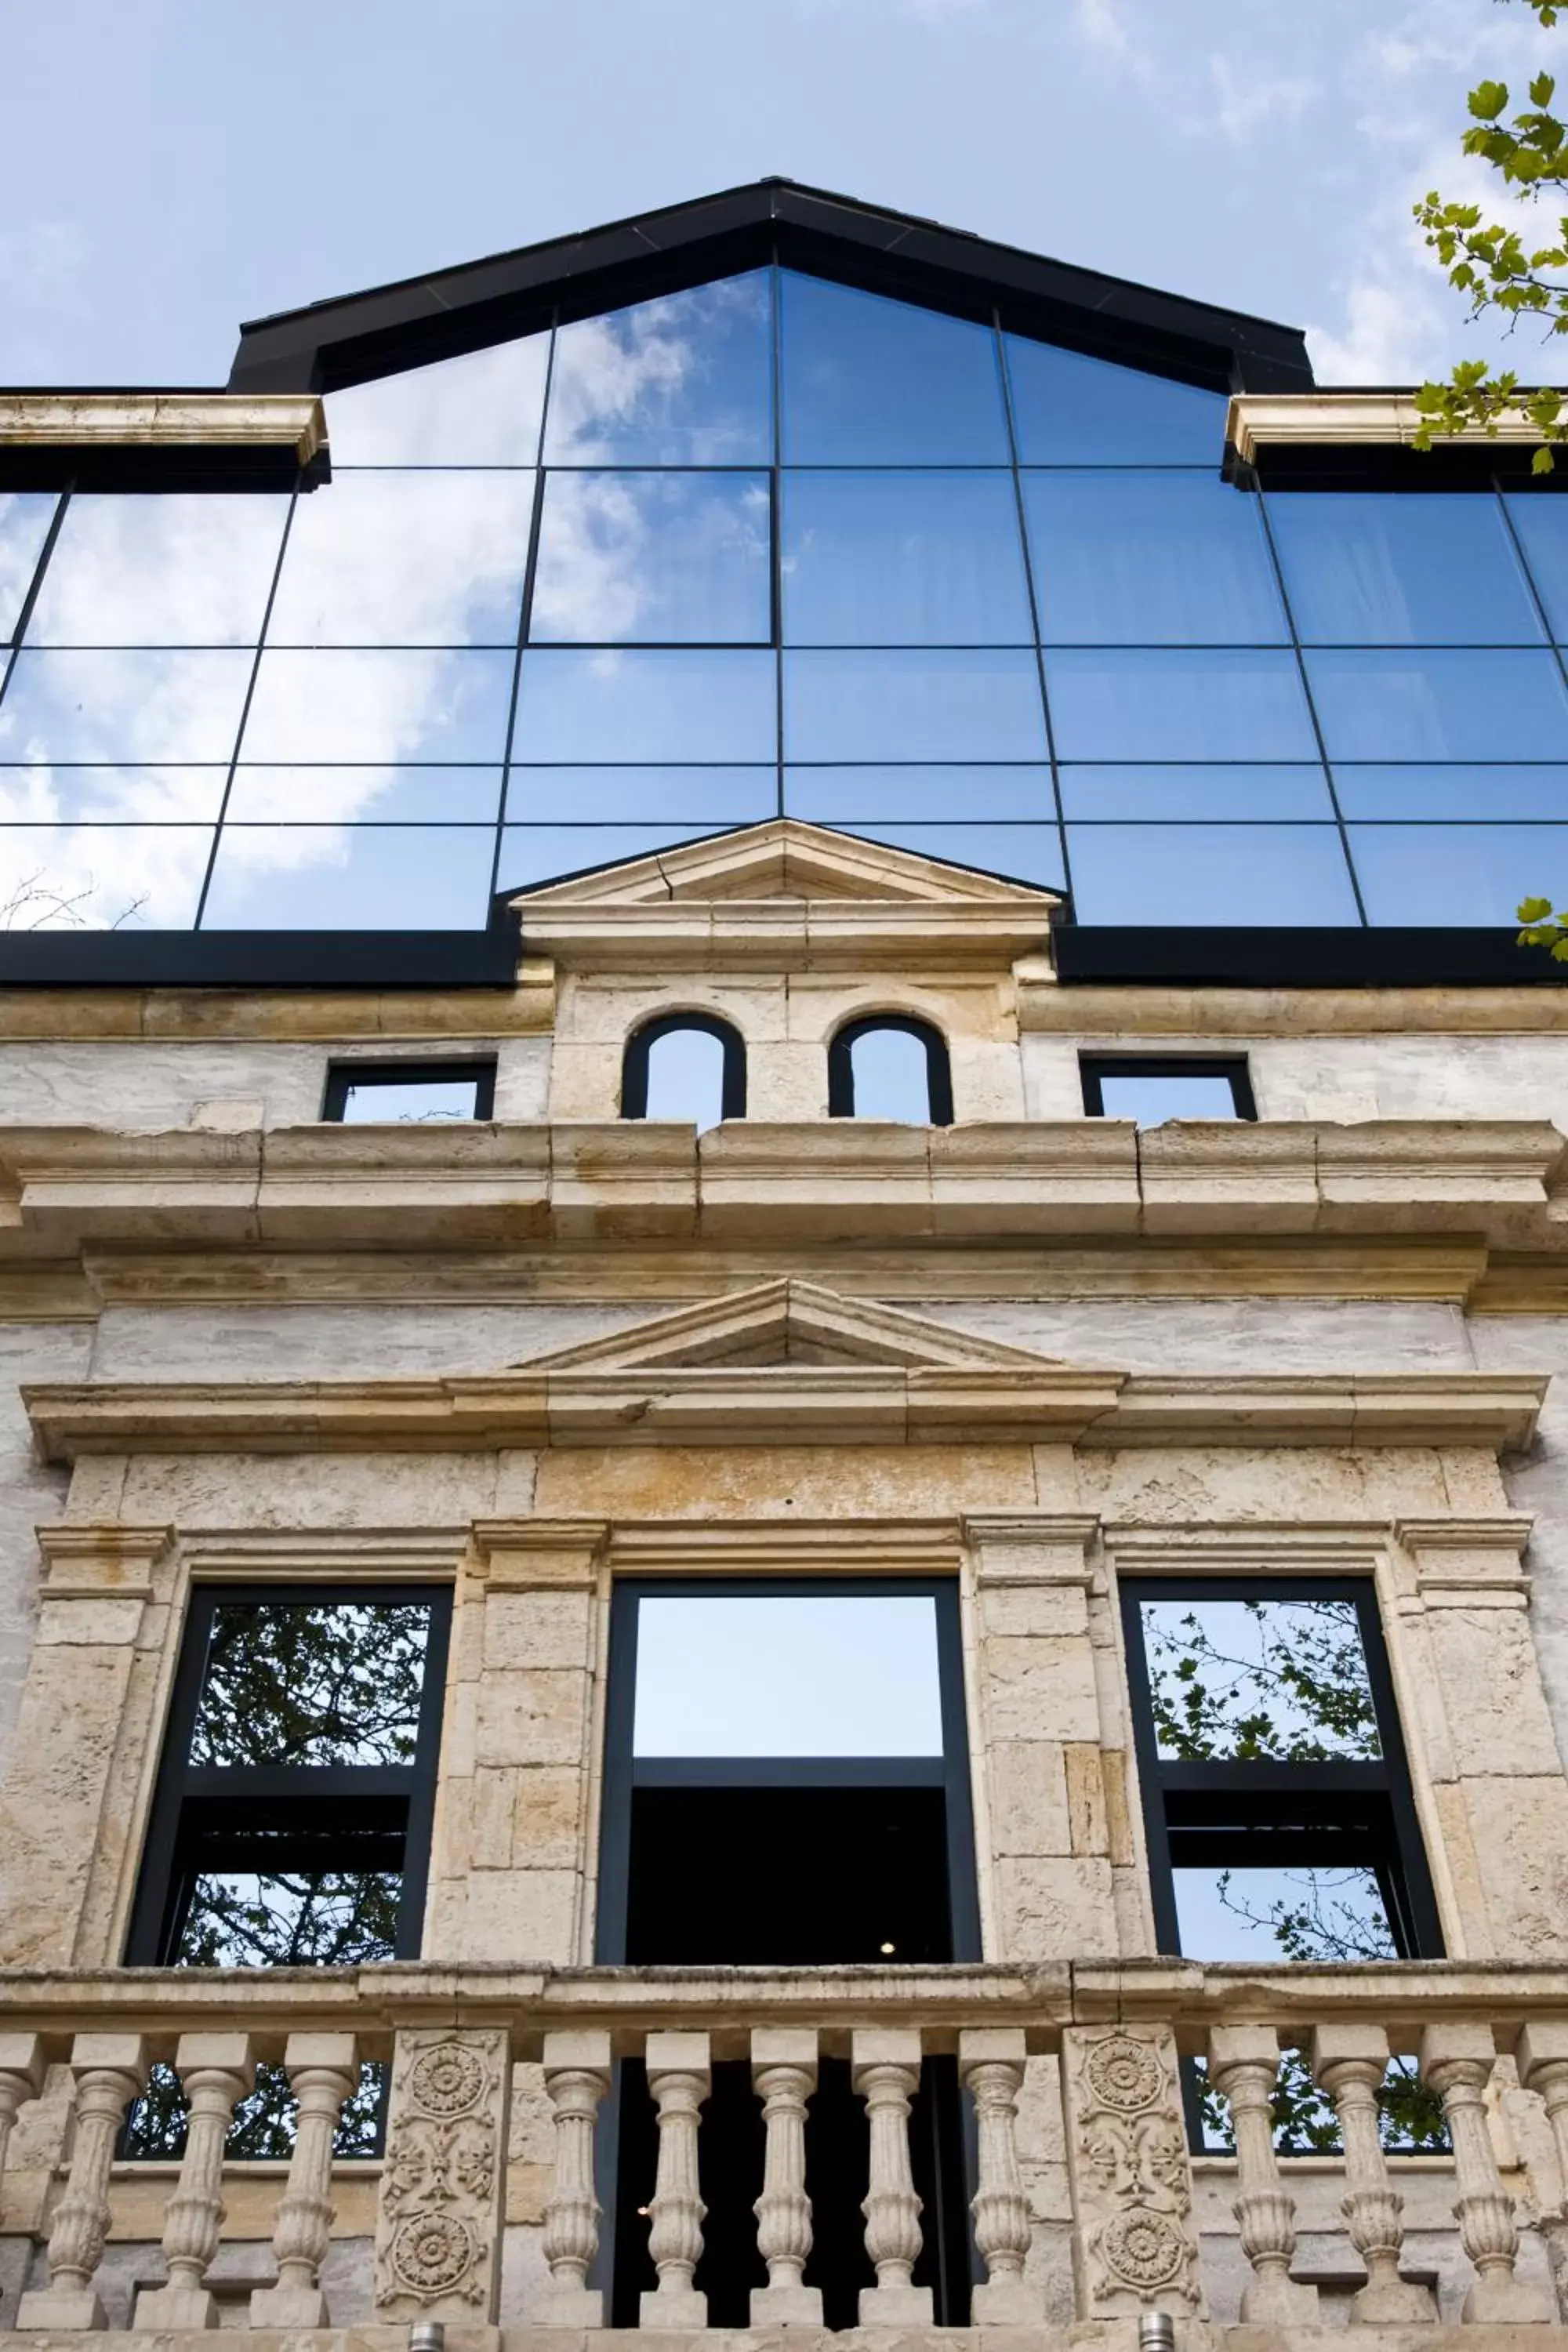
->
[25,495,287,647]
[545,274,772,464]
[1138,1596,1380,1761]
[0,492,57,643]
[1047,649,1316,761]
[0,648,253,763]
[201,824,495,927]
[1333,764,1568,818]
[0,765,227,823]
[266,473,532,646]
[238,648,515,763]
[1065,823,1360,924]
[190,1599,431,1764]
[786,766,1051,820]
[1096,1073,1240,1122]
[1025,473,1287,644]
[1349,822,1568,924]
[643,1027,727,1129]
[1006,336,1225,464]
[513,649,775,762]
[1307,648,1568,761]
[780,273,1009,463]
[325,334,550,466]
[834,819,1065,885]
[529,472,770,643]
[172,1870,401,1967]
[1270,492,1541,645]
[125,2058,387,2161]
[848,1028,932,1121]
[504,767,774,822]
[0,824,212,927]
[1171,1865,1399,1962]
[782,472,1032,644]
[786,648,1046,761]
[225,766,503,822]
[1060,764,1334,819]
[1504,493,1568,638]
[499,822,737,886]
[336,1074,485,1123]
[631,1593,943,1756]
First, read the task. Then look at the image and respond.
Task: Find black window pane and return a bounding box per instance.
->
[1332,764,1568,818]
[530,472,771,644]
[1005,336,1225,464]
[265,472,533,647]
[1350,822,1568,924]
[545,274,772,464]
[191,1600,431,1766]
[1026,472,1285,645]
[785,649,1046,761]
[1066,823,1359,924]
[644,1028,728,1130]
[25,495,288,648]
[1505,492,1568,639]
[1046,649,1316,760]
[782,472,1032,644]
[1269,492,1542,645]
[1059,764,1334,820]
[514,649,775,762]
[1138,1597,1381,1762]
[1096,1072,1242,1123]
[172,1869,401,1967]
[780,274,1010,463]
[1306,648,1568,762]
[0,492,58,643]
[325,336,550,466]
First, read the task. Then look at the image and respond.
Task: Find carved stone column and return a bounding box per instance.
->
[134,2033,254,2328]
[1515,2020,1568,2318]
[17,2033,148,2330]
[1208,2025,1318,2326]
[540,2029,611,2326]
[751,2028,821,2326]
[1311,2024,1436,2324]
[1421,2021,1553,2324]
[1059,2025,1203,2319]
[373,2029,510,2323]
[853,2028,932,2325]
[249,2031,359,2328]
[960,2027,1045,2323]
[641,2031,710,2330]
[0,2036,44,2187]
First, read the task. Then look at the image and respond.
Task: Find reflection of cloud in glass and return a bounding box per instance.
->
[266,473,533,646]
[530,471,769,642]
[545,274,771,464]
[226,766,501,822]
[0,649,255,762]
[238,647,514,764]
[325,335,550,465]
[0,493,58,643]
[27,495,288,646]
[202,823,497,927]
[0,822,212,928]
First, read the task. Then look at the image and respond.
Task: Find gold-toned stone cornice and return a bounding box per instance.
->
[1225,389,1549,465]
[0,391,326,465]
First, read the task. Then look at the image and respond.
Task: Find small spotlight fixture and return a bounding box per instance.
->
[879,1940,897,1955]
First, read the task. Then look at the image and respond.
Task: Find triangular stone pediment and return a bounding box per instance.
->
[511,1278,1059,1374]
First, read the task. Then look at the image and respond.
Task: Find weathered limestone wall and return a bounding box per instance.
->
[0,1323,92,1762]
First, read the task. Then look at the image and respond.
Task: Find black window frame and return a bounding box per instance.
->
[620,1011,746,1121]
[827,1014,954,1126]
[125,1581,452,1967]
[1080,1053,1257,1120]
[1119,1574,1443,1965]
[321,1058,497,1122]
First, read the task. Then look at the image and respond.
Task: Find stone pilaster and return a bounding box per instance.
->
[373,2029,510,2323]
[1059,2024,1204,2319]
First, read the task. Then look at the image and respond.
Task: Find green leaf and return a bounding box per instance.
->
[1531,73,1557,107]
[1518,897,1556,922]
[1470,80,1510,119]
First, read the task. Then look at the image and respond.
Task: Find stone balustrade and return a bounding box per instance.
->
[0,1962,1564,2334]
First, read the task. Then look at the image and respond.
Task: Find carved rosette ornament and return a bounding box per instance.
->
[1062,2027,1204,2319]
[373,2030,510,2323]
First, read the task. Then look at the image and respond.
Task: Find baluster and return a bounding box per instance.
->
[641,2031,710,2330]
[1208,2026,1318,2325]
[1312,2024,1436,2325]
[0,2037,45,2192]
[853,2028,932,2325]
[540,2030,611,2326]
[1515,2021,1568,2319]
[17,2033,148,2331]
[750,2028,822,2326]
[1421,2022,1553,2324]
[960,2027,1044,2324]
[135,2033,255,2328]
[249,2032,359,2328]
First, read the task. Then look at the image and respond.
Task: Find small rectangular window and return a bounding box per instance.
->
[322,1059,495,1123]
[1080,1054,1255,1122]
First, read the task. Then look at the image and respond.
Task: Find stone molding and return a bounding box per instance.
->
[1226,388,1552,463]
[0,391,326,463]
[1060,2024,1205,2315]
[34,1523,173,1600]
[1396,1515,1535,1606]
[372,2027,510,2321]
[175,1526,470,1581]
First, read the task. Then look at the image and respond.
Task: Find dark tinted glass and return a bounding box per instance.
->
[1046,649,1316,760]
[1269,493,1542,644]
[189,1599,432,1766]
[325,335,549,466]
[200,826,496,927]
[0,649,253,762]
[785,648,1047,761]
[514,648,775,762]
[1306,648,1568,761]
[1504,493,1568,638]
[26,495,287,647]
[238,648,516,762]
[1025,472,1286,644]
[530,471,771,642]
[266,473,533,646]
[786,765,1051,819]
[644,1027,728,1129]
[780,273,1009,463]
[1005,336,1225,464]
[1060,764,1333,819]
[782,471,1031,644]
[1066,823,1359,924]
[1349,822,1568,924]
[1096,1072,1243,1122]
[1332,765,1568,818]
[0,492,58,642]
[505,767,775,822]
[545,274,772,464]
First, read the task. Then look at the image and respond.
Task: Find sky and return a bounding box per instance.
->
[2,0,1566,392]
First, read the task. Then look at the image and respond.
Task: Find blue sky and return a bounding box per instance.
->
[2,0,1565,390]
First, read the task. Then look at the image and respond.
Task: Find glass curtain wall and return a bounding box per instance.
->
[2,266,1568,929]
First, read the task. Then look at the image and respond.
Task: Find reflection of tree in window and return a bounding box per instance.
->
[176,1866,401,1968]
[191,1601,428,1766]
[128,2058,385,2164]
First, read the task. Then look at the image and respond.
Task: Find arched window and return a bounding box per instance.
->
[828,1015,953,1126]
[621,1013,746,1131]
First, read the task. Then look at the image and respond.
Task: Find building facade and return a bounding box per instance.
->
[0,180,1566,2346]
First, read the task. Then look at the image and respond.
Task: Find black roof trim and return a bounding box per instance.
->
[0,927,518,990]
[227,179,1313,400]
[1054,926,1565,989]
[1229,444,1568,495]
[0,448,327,495]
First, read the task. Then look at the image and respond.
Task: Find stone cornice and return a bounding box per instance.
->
[1225,390,1548,465]
[0,391,326,466]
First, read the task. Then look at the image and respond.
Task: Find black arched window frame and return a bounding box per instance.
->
[827,1014,953,1126]
[620,1011,746,1121]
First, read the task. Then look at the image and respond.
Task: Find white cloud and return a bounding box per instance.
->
[0,222,88,314]
[1209,54,1313,142]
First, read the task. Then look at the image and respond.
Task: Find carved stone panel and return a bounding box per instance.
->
[372,2029,510,2322]
[1060,2025,1204,2318]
